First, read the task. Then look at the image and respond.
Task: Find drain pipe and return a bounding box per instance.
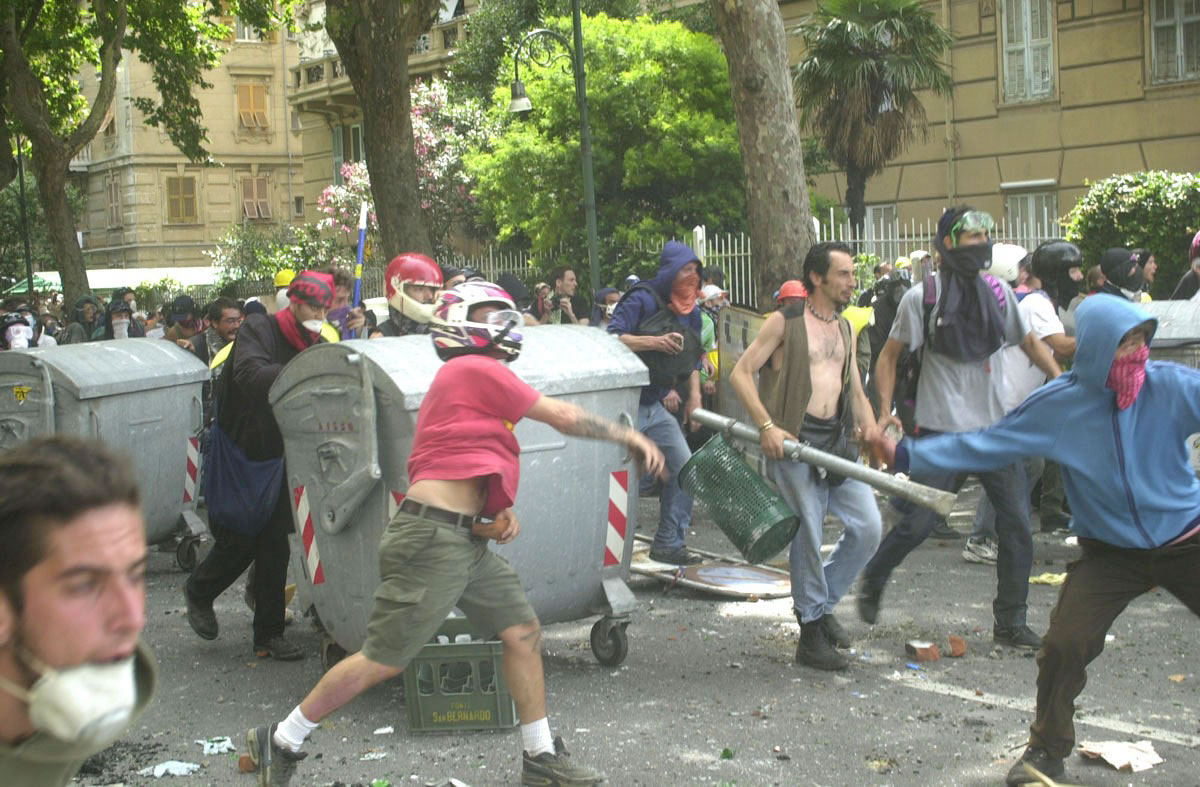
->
[282,34,294,222]
[943,0,955,205]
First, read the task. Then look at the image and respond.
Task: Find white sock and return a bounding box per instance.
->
[273,706,318,752]
[521,717,554,757]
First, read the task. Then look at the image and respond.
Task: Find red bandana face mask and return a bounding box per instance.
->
[1106,345,1149,409]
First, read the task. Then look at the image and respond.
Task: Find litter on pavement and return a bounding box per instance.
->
[137,760,202,777]
[1079,739,1163,771]
[193,735,235,755]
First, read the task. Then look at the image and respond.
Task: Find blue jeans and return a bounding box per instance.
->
[770,460,882,624]
[638,402,694,554]
[862,458,1034,628]
[971,456,1044,542]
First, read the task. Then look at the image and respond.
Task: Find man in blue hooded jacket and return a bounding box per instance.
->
[871,294,1200,785]
[608,242,704,565]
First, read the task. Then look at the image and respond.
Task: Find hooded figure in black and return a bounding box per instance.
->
[1098,248,1144,301]
[60,295,103,344]
[1030,240,1084,311]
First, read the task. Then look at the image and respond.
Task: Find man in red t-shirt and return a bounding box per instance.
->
[247,281,665,787]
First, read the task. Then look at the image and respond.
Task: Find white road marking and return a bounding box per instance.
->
[887,672,1200,749]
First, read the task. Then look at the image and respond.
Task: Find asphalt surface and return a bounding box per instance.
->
[80,485,1200,787]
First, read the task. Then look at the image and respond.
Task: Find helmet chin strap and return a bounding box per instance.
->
[490,317,519,348]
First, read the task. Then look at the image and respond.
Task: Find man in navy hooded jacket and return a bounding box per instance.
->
[608,242,704,565]
[872,294,1200,786]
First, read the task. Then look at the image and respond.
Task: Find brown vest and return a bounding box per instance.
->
[758,301,855,433]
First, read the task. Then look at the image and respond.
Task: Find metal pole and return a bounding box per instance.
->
[16,136,34,300]
[570,0,601,295]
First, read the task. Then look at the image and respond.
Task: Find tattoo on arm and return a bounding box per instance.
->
[567,412,623,441]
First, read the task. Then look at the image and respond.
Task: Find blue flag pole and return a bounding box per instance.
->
[352,201,369,337]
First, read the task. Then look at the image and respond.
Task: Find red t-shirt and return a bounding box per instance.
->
[407,354,541,517]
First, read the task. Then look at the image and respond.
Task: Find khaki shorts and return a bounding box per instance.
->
[361,510,537,669]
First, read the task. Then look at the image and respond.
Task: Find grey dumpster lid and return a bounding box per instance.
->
[13,339,210,399]
[272,325,648,411]
[1141,301,1200,348]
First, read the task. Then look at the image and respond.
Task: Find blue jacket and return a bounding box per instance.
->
[608,241,703,405]
[898,294,1200,549]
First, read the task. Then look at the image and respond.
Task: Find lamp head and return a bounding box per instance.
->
[508,79,533,114]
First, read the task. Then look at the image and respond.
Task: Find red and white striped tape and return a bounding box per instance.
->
[293,485,325,585]
[604,470,628,567]
[182,436,199,504]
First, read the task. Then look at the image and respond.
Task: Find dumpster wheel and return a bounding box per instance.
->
[590,618,629,667]
[176,536,202,573]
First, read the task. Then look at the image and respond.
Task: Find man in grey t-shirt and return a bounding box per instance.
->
[858,207,1061,649]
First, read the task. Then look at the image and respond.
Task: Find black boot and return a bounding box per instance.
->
[795,617,849,671]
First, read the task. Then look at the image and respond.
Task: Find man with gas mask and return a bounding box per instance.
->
[370,253,444,338]
[184,271,335,663]
[0,436,155,786]
[861,207,1061,647]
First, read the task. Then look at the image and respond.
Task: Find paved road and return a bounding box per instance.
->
[80,487,1200,786]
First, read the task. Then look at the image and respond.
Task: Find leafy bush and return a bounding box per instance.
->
[1063,171,1200,299]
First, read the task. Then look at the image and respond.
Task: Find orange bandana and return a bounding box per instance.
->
[669,268,700,315]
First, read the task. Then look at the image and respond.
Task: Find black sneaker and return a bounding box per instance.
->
[929,519,961,539]
[522,736,604,785]
[254,635,304,661]
[648,547,703,566]
[993,624,1042,650]
[1005,746,1064,786]
[856,580,883,625]
[183,584,218,640]
[247,724,307,787]
[821,613,852,649]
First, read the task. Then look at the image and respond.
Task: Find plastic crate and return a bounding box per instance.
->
[404,617,517,733]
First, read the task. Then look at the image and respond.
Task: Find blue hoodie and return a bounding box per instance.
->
[608,241,703,405]
[897,294,1200,549]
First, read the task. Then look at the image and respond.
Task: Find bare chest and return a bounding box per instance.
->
[804,310,845,369]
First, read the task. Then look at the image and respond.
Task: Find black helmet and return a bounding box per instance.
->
[1031,240,1084,307]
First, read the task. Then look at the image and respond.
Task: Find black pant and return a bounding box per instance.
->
[1029,534,1200,757]
[187,484,292,644]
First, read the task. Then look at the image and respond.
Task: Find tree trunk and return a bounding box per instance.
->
[29,146,89,308]
[845,164,867,245]
[712,0,815,308]
[326,0,438,261]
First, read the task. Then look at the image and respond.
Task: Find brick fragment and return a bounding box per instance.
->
[904,640,941,662]
[238,754,256,773]
[947,635,967,658]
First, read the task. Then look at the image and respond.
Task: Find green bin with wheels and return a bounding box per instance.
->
[679,434,799,564]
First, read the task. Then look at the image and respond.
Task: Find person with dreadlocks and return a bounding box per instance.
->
[859,207,1060,648]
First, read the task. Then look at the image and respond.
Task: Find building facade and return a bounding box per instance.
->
[74,18,303,270]
[785,0,1200,245]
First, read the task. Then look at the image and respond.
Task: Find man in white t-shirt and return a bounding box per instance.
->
[965,241,1082,563]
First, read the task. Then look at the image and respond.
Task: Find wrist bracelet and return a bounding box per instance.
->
[758,419,774,433]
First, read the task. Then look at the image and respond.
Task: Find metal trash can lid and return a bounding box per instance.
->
[13,339,210,399]
[1141,301,1200,348]
[272,326,648,411]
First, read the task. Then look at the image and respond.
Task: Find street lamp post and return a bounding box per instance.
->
[15,136,35,301]
[509,0,601,295]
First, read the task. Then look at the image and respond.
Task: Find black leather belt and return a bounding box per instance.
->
[399,498,478,531]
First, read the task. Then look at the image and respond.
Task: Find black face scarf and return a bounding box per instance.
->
[930,238,1007,362]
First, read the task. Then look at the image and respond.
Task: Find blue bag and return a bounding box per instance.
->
[202,421,284,535]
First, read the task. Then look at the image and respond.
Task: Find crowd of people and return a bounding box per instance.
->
[3,216,1199,787]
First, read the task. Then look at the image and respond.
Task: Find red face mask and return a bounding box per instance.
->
[1106,345,1149,409]
[669,267,700,315]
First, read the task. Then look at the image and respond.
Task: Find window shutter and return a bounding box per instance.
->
[1028,0,1054,97]
[256,176,272,218]
[1003,0,1027,101]
[332,126,344,183]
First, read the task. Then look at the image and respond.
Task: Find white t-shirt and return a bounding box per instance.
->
[995,291,1063,412]
[889,274,1029,433]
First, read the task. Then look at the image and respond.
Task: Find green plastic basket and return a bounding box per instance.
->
[679,433,799,564]
[404,618,517,734]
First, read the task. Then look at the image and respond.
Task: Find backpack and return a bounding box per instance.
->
[892,271,938,436]
[619,284,703,387]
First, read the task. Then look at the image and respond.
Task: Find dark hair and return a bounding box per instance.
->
[803,242,854,291]
[1131,248,1153,266]
[936,205,974,245]
[206,297,241,322]
[549,266,575,289]
[0,436,140,608]
[2,297,27,312]
[705,268,726,288]
[1085,264,1105,290]
[323,266,354,293]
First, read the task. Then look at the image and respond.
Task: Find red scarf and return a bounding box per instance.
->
[1106,345,1149,409]
[275,308,318,352]
[669,269,700,315]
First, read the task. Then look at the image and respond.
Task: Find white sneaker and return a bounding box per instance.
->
[962,537,998,565]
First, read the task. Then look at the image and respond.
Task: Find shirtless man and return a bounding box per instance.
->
[245,281,665,786]
[729,242,883,670]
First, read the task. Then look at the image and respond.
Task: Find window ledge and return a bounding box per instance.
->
[997,95,1059,111]
[1144,78,1200,95]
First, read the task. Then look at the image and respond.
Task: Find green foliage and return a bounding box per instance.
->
[1063,171,1200,299]
[464,14,745,287]
[205,223,346,290]
[793,0,953,232]
[132,277,185,316]
[0,171,84,281]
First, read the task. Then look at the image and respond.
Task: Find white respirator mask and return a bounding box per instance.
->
[301,319,325,334]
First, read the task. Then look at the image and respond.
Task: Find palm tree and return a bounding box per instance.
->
[793,0,954,240]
